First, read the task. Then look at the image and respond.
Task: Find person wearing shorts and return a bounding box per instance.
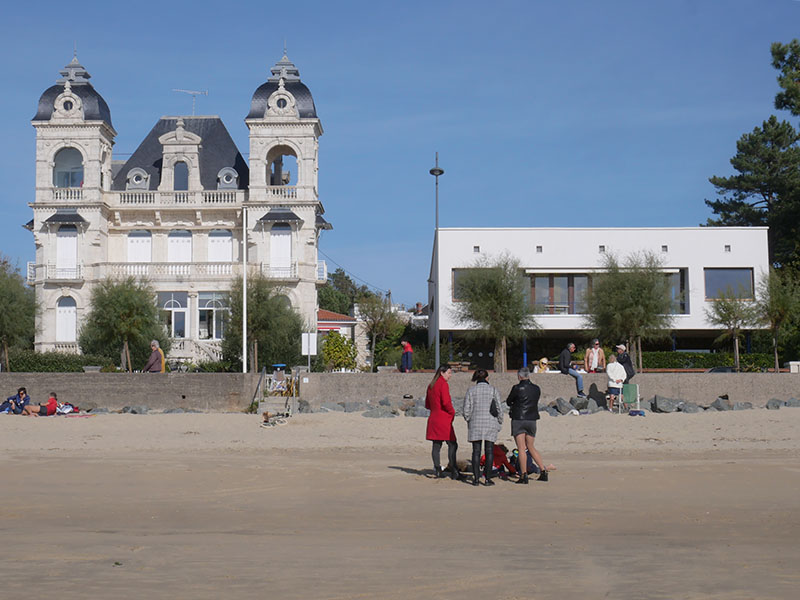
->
[21,393,58,417]
[506,368,554,484]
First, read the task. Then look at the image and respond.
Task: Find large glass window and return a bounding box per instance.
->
[174,161,189,191]
[704,268,754,300]
[159,292,188,338]
[666,270,689,314]
[198,292,228,340]
[53,147,83,188]
[532,274,591,314]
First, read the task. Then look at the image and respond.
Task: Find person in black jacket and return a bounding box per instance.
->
[506,367,553,484]
[615,344,635,383]
[558,343,586,398]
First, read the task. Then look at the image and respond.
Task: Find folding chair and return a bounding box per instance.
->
[618,383,641,414]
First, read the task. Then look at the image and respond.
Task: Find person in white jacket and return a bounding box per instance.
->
[605,354,627,412]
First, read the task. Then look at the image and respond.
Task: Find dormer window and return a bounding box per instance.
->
[53,147,83,188]
[173,161,189,191]
[217,167,239,190]
[126,167,150,190]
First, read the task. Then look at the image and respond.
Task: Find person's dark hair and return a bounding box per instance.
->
[428,364,452,389]
[50,392,57,400]
[17,387,26,395]
[471,369,489,383]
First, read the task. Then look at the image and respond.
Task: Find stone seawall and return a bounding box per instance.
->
[297,372,800,408]
[0,373,260,412]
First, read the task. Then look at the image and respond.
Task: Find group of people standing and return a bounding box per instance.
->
[424,364,553,486]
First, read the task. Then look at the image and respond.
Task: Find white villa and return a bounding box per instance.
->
[27,54,331,363]
[429,227,770,362]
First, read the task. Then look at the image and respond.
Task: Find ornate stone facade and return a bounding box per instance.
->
[29,54,331,364]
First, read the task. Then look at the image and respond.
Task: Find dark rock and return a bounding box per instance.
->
[653,395,680,413]
[403,394,413,399]
[129,406,149,414]
[163,408,185,414]
[90,407,109,414]
[363,406,396,418]
[342,401,365,413]
[556,397,573,415]
[297,399,313,414]
[572,396,589,410]
[732,402,754,411]
[704,406,719,412]
[320,401,344,412]
[786,397,800,408]
[711,397,734,411]
[185,408,203,413]
[121,406,132,413]
[405,406,430,417]
[678,403,701,414]
[545,406,561,417]
[766,398,785,410]
[586,398,602,414]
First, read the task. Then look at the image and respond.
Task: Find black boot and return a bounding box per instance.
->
[538,470,549,482]
[515,473,529,485]
[483,478,495,486]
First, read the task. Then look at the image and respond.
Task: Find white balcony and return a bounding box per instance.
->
[111,190,245,206]
[27,261,35,285]
[261,261,298,279]
[107,262,238,280]
[45,264,83,281]
[51,188,83,201]
[316,260,327,282]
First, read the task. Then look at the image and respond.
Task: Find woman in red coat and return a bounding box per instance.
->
[425,364,459,479]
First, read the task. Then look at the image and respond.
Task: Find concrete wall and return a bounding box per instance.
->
[298,372,800,408]
[0,373,260,412]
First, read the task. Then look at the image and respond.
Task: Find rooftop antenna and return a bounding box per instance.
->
[172,88,208,116]
[73,41,77,58]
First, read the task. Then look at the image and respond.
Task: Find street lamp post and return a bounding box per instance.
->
[430,153,444,368]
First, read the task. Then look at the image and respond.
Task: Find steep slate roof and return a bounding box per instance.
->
[33,56,113,127]
[247,53,317,119]
[111,116,249,191]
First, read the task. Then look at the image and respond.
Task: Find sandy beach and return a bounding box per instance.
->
[2,409,799,599]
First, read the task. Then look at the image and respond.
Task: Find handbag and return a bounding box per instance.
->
[489,398,499,418]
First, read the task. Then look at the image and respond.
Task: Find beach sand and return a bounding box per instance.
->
[1,409,799,599]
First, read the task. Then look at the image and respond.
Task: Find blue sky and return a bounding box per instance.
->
[2,0,799,306]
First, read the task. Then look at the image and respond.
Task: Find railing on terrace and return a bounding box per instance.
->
[53,342,79,354]
[261,262,298,279]
[107,262,237,279]
[46,264,83,281]
[52,188,83,201]
[112,190,244,206]
[27,262,35,285]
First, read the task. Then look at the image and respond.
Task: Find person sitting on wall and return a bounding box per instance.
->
[558,343,586,398]
[21,392,58,417]
[584,339,606,373]
[1,388,31,414]
[533,357,550,373]
[143,340,165,373]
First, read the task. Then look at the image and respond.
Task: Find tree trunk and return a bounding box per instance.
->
[493,337,507,373]
[3,339,9,372]
[637,337,643,372]
[733,331,740,372]
[124,339,132,373]
[371,333,376,372]
[773,332,780,373]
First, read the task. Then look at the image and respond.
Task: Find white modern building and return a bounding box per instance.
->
[429,227,770,362]
[27,54,331,363]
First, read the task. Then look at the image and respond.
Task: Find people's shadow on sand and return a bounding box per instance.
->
[388,465,470,481]
[588,383,608,409]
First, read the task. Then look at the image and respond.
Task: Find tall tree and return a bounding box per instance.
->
[222,274,303,372]
[756,268,800,372]
[356,293,400,372]
[79,277,169,371]
[317,284,350,316]
[772,39,800,117]
[320,268,374,316]
[705,289,760,373]
[584,251,674,371]
[0,256,36,371]
[451,254,534,373]
[705,116,800,269]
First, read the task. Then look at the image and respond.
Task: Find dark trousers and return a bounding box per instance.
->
[401,352,412,372]
[471,440,494,482]
[431,440,458,473]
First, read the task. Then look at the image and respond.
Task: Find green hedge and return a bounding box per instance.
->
[7,349,116,373]
[641,351,774,371]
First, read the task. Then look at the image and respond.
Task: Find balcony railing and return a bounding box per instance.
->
[316,260,327,282]
[52,188,83,201]
[27,261,35,285]
[46,264,83,281]
[261,262,298,279]
[265,186,298,200]
[112,190,245,206]
[107,262,237,279]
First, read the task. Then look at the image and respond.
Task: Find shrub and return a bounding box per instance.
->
[8,349,115,372]
[641,351,774,371]
[196,360,232,373]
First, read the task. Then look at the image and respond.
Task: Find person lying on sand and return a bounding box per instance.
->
[21,393,58,417]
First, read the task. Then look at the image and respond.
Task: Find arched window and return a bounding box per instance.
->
[173,161,189,191]
[199,292,229,340]
[55,224,78,278]
[168,230,192,262]
[127,230,152,276]
[269,223,292,277]
[53,147,83,188]
[208,229,232,262]
[274,294,292,310]
[56,297,77,342]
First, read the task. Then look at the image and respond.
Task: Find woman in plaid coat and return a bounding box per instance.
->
[463,369,503,486]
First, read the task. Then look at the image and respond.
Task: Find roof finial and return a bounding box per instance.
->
[283,38,287,57]
[73,41,77,59]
